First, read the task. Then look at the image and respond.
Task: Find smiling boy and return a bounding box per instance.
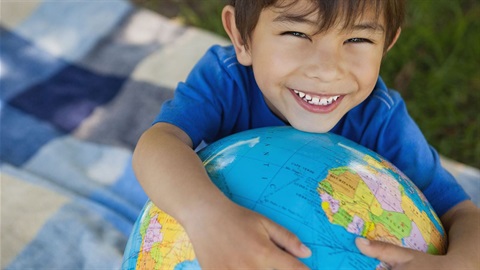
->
[133,0,480,269]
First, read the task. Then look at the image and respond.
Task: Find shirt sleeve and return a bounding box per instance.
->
[153,46,238,148]
[351,87,469,217]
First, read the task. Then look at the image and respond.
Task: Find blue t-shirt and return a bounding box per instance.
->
[155,45,469,216]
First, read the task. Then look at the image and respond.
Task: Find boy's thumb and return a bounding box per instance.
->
[266,220,312,258]
[355,237,411,267]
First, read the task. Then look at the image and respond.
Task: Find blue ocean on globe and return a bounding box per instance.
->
[123,126,446,270]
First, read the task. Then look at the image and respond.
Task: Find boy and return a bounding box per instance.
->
[133,0,479,269]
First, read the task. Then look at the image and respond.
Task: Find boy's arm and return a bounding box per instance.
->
[132,122,311,269]
[356,200,480,269]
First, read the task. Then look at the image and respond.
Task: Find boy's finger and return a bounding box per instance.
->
[355,237,414,267]
[268,246,311,270]
[264,219,312,258]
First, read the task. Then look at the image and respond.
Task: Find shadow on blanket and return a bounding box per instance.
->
[0,0,478,269]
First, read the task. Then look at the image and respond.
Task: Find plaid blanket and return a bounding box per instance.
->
[0,0,478,269]
[0,0,228,268]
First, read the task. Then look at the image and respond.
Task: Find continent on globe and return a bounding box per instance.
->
[318,163,446,254]
[126,202,198,269]
[123,127,447,270]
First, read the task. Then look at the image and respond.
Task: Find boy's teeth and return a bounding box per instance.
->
[293,89,339,106]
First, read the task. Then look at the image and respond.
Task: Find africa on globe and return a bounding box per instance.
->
[122,126,446,269]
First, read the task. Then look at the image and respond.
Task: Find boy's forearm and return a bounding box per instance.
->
[440,200,480,268]
[132,123,228,224]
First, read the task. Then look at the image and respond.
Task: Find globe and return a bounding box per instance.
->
[122,126,446,269]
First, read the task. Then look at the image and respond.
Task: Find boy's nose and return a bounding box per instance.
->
[303,45,344,83]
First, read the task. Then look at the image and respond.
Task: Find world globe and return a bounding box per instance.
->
[122,126,446,269]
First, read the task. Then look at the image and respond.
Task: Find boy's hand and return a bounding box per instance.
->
[183,199,312,269]
[356,238,453,269]
[357,200,480,270]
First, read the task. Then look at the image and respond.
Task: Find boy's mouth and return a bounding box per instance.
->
[292,89,340,106]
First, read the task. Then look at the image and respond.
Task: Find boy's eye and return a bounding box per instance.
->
[282,31,311,40]
[345,38,373,44]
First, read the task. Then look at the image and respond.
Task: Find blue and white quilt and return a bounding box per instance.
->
[0,0,478,269]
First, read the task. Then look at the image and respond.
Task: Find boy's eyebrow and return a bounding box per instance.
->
[273,13,318,26]
[351,22,385,33]
[273,13,385,33]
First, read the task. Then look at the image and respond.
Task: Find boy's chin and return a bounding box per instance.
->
[289,121,336,134]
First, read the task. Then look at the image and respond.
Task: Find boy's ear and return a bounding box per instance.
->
[222,5,252,66]
[386,28,402,52]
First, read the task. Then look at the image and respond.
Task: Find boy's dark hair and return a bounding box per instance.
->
[229,0,405,51]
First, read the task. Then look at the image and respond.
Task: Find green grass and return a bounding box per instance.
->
[135,0,479,168]
[380,0,480,168]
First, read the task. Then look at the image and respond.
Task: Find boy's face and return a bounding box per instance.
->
[236,1,393,133]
